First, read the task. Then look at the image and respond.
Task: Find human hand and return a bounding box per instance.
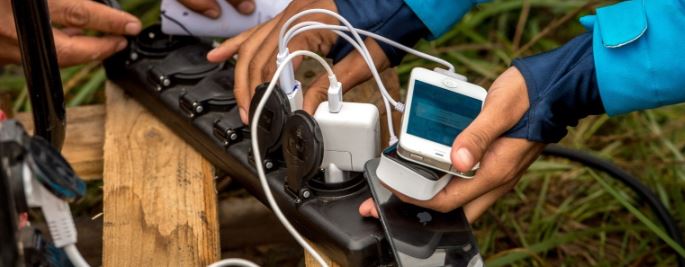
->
[207,0,391,123]
[178,0,256,18]
[0,0,141,67]
[359,67,546,222]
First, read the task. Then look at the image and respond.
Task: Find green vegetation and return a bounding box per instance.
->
[1,0,683,266]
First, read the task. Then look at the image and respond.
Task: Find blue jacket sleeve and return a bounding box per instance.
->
[580,0,685,115]
[330,0,429,65]
[506,33,604,143]
[404,0,489,38]
[330,0,488,65]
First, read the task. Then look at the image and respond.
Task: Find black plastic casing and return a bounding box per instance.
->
[0,166,20,267]
[103,25,393,266]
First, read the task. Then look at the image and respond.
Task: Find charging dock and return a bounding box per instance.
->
[104,24,397,266]
[377,144,451,201]
[103,24,480,266]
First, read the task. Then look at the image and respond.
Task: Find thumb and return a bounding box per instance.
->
[358,198,379,218]
[451,67,529,172]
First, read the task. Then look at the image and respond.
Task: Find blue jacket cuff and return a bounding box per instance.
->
[404,0,486,38]
[506,33,604,143]
[329,0,429,66]
[585,0,685,115]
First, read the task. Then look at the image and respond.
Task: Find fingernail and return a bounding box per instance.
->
[116,40,128,51]
[238,1,255,14]
[456,148,474,169]
[204,9,220,19]
[124,22,142,35]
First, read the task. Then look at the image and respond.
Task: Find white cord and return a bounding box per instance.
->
[279,13,454,144]
[252,50,335,267]
[211,10,456,267]
[208,258,260,267]
[278,9,404,114]
[283,21,397,143]
[24,172,90,267]
[64,244,90,267]
[284,24,454,72]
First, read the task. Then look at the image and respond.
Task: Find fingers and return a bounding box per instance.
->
[207,26,257,62]
[394,138,544,213]
[49,0,141,35]
[177,0,221,18]
[451,67,529,172]
[302,39,390,114]
[0,41,20,66]
[359,177,518,221]
[178,0,256,18]
[358,198,379,218]
[247,9,339,109]
[52,30,127,66]
[61,27,84,37]
[230,20,280,123]
[462,177,518,223]
[361,139,543,221]
[227,0,255,15]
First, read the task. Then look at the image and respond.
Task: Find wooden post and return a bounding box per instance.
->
[102,83,220,266]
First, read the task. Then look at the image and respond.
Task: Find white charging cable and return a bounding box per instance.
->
[251,50,337,267]
[64,244,90,267]
[279,21,396,143]
[277,9,405,115]
[208,258,261,267]
[22,163,90,267]
[278,10,456,144]
[208,53,337,267]
[283,19,398,143]
[284,24,454,73]
[212,9,460,266]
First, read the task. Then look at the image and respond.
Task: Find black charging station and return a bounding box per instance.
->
[104,24,399,266]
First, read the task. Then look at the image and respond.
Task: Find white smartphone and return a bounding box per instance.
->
[398,67,487,178]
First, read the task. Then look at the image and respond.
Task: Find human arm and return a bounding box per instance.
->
[364,0,685,220]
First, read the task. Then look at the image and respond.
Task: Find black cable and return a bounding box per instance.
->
[542,144,685,267]
[11,0,66,150]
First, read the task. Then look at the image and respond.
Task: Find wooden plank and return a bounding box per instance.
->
[102,83,220,266]
[14,105,104,180]
[304,243,342,267]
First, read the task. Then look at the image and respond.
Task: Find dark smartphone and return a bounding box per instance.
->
[365,159,483,267]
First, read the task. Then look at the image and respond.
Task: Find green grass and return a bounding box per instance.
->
[1,0,683,266]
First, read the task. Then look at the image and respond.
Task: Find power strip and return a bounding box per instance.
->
[104,24,401,266]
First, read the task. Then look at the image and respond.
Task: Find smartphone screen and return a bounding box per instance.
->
[407,80,482,147]
[365,159,483,267]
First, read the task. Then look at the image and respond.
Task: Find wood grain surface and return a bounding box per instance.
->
[101,83,220,266]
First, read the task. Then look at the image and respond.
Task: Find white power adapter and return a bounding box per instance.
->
[314,101,380,176]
